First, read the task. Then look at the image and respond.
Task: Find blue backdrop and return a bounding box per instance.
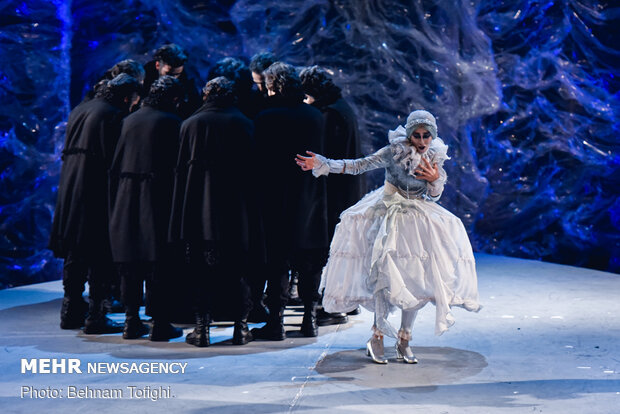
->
[1,0,618,288]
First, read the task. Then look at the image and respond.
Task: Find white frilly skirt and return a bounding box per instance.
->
[320,182,481,337]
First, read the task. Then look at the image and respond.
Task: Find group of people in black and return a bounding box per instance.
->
[49,44,365,347]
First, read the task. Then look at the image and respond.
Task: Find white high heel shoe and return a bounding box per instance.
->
[366,335,388,364]
[395,339,418,364]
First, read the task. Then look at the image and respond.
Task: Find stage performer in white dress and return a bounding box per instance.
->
[296,109,480,364]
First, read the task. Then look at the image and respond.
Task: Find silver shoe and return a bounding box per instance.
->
[395,341,418,364]
[366,336,388,364]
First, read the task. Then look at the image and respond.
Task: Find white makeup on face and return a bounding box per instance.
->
[304,94,315,105]
[409,127,432,154]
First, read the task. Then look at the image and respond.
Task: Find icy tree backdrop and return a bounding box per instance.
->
[1,0,618,288]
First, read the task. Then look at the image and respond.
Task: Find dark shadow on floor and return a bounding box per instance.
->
[315,346,488,387]
[0,298,357,359]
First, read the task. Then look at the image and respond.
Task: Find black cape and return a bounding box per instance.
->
[254,98,329,261]
[48,97,126,260]
[168,103,259,321]
[320,97,366,238]
[168,102,256,257]
[236,89,271,120]
[108,105,182,263]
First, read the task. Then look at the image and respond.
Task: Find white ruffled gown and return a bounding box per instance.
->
[314,126,481,337]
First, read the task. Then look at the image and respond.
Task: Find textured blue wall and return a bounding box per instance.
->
[0,0,618,288]
[0,0,71,288]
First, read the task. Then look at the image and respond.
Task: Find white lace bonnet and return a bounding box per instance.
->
[405,110,437,140]
[387,109,449,172]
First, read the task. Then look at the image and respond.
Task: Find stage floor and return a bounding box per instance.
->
[0,253,618,413]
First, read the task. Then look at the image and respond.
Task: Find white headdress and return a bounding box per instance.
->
[387,110,449,176]
[405,109,437,140]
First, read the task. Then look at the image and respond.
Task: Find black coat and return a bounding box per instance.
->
[108,105,182,263]
[168,103,256,257]
[143,60,202,120]
[254,98,329,260]
[320,98,366,238]
[237,89,271,120]
[48,98,126,259]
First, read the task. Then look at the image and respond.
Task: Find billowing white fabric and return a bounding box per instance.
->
[320,181,481,337]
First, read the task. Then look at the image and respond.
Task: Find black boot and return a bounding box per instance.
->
[317,307,349,326]
[60,296,88,329]
[346,306,361,315]
[150,320,183,342]
[251,308,285,341]
[83,316,123,334]
[185,313,210,347]
[233,319,253,345]
[122,306,149,339]
[301,302,319,337]
[123,316,149,339]
[83,297,123,334]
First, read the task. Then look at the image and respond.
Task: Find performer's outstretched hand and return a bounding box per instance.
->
[296,151,317,171]
[415,158,439,182]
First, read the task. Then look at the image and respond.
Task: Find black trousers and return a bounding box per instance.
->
[188,243,252,322]
[259,247,327,311]
[290,248,327,306]
[117,261,170,320]
[247,260,268,309]
[63,251,113,315]
[260,261,291,311]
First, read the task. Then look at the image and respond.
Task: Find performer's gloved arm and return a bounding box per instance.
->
[311,154,344,177]
[301,147,390,177]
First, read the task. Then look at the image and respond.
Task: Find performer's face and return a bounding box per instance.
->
[304,94,315,105]
[252,71,266,93]
[409,127,432,153]
[156,61,184,78]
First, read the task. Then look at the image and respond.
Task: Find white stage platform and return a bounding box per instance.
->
[0,253,618,413]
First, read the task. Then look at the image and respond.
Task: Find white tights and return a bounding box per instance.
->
[372,309,418,341]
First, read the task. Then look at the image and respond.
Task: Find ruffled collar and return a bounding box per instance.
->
[387,125,450,177]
